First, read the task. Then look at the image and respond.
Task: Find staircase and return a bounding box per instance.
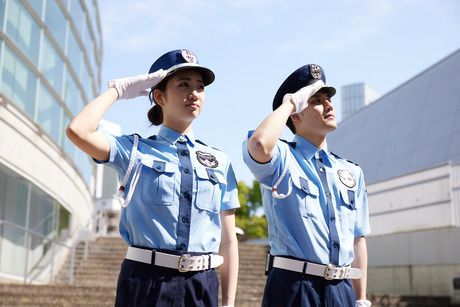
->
[0,237,268,306]
[1,237,457,306]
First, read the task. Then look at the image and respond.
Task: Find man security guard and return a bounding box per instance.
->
[242,64,371,306]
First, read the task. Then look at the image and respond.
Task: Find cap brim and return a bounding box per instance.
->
[164,63,215,86]
[318,85,336,97]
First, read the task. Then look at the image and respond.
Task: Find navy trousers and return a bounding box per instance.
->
[115,259,219,307]
[262,268,356,307]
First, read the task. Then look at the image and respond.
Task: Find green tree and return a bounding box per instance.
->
[235,180,267,239]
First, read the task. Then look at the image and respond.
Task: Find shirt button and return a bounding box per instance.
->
[184,168,190,174]
[330,216,335,222]
[210,174,215,179]
[319,167,325,172]
[183,191,191,200]
[179,243,186,249]
[333,242,339,249]
[326,192,331,198]
[181,150,188,156]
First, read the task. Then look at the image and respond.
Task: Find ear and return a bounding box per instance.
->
[153,89,166,107]
[290,113,300,123]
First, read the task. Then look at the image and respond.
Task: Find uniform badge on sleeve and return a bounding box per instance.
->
[337,169,356,188]
[196,151,219,168]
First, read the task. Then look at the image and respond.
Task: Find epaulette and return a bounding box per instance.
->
[280,139,296,149]
[330,152,359,166]
[196,139,221,151]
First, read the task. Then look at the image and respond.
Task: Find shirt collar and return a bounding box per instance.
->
[157,126,196,147]
[292,135,329,161]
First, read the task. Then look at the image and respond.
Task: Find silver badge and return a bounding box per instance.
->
[337,169,356,188]
[196,151,218,168]
[310,64,321,79]
[181,49,197,63]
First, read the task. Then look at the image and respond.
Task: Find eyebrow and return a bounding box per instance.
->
[176,76,204,83]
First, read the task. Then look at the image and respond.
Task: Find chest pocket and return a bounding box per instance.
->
[139,158,177,205]
[338,188,357,232]
[194,167,226,214]
[291,174,320,218]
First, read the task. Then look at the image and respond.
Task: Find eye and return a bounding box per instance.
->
[179,81,189,88]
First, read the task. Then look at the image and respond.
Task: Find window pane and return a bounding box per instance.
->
[37,83,62,143]
[1,46,36,118]
[0,0,6,30]
[44,0,67,52]
[29,186,55,238]
[25,0,43,19]
[3,169,29,227]
[57,205,71,240]
[80,58,93,100]
[66,28,82,76]
[69,0,84,30]
[40,36,64,96]
[6,0,41,65]
[63,69,83,115]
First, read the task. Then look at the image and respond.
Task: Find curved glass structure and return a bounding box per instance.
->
[0,0,102,281]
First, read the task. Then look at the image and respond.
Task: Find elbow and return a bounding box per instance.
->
[248,134,273,158]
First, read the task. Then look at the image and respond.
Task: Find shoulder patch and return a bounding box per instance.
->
[330,152,359,166]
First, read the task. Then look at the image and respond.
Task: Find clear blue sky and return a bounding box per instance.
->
[98,0,460,184]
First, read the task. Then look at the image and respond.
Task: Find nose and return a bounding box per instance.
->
[324,98,333,111]
[188,90,199,100]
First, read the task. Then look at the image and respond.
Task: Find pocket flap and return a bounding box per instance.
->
[195,167,227,185]
[340,188,356,209]
[140,157,176,173]
[291,175,318,197]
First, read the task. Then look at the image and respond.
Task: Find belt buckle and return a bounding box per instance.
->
[178,254,193,272]
[323,264,336,280]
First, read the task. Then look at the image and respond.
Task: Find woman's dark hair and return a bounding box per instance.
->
[147,77,169,126]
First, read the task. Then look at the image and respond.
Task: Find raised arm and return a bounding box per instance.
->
[66,71,166,161]
[247,80,325,163]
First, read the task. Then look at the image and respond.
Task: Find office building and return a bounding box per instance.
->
[341,82,379,120]
[0,0,102,282]
[329,49,460,299]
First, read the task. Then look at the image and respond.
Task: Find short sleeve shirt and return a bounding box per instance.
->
[243,133,370,266]
[96,126,240,253]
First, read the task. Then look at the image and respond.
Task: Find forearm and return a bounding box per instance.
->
[66,88,118,160]
[219,237,238,306]
[352,236,368,300]
[248,101,294,162]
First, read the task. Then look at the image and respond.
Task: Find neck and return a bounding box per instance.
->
[163,120,193,135]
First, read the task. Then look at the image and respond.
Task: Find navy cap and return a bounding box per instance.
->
[272,64,336,111]
[148,49,215,87]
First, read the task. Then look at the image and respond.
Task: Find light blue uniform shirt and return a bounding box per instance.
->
[243,133,370,266]
[97,126,240,253]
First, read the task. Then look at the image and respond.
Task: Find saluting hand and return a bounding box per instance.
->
[283,79,325,114]
[108,69,167,100]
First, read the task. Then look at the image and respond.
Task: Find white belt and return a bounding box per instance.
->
[270,255,364,280]
[126,246,224,272]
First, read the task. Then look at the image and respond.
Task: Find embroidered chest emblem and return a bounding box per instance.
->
[196,151,218,168]
[337,169,356,188]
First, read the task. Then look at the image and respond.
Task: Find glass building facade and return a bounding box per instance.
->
[341,82,379,121]
[0,0,102,281]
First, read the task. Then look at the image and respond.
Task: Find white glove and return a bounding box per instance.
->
[282,79,325,114]
[355,299,372,307]
[108,69,167,100]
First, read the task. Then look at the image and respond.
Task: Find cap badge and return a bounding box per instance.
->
[181,49,197,63]
[310,64,322,79]
[196,151,218,168]
[337,169,356,188]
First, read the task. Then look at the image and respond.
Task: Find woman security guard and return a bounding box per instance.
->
[66,49,239,307]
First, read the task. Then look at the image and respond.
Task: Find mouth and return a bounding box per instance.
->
[324,113,335,120]
[186,102,200,110]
